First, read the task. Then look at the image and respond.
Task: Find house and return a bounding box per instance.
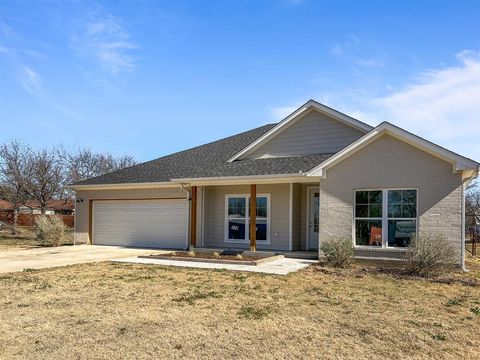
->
[18,200,75,215]
[70,100,479,265]
[0,199,75,226]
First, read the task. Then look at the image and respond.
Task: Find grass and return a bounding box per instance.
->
[0,227,73,250]
[0,257,479,359]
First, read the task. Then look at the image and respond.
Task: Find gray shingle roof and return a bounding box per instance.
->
[74,124,333,185]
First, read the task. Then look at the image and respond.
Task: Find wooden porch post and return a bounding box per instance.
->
[249,184,256,251]
[190,186,197,248]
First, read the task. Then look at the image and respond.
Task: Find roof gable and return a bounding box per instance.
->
[308,122,479,178]
[228,100,373,162]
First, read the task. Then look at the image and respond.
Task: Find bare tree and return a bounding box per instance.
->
[59,147,101,185]
[466,182,480,228]
[25,149,64,215]
[59,147,136,184]
[466,182,480,256]
[0,141,32,234]
[96,153,137,176]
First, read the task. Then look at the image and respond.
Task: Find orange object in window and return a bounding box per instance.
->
[369,226,382,246]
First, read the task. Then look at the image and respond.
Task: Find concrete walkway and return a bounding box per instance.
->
[114,256,317,275]
[0,245,162,273]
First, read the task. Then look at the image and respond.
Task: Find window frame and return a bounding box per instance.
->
[224,193,271,244]
[353,188,418,250]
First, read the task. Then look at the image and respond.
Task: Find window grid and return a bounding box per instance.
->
[225,194,270,244]
[354,189,418,249]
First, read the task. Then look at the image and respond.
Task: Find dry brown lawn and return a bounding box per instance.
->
[0,228,73,250]
[0,257,479,359]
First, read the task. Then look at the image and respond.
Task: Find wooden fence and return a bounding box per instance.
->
[0,211,74,228]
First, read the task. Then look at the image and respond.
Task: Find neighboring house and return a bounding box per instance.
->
[0,200,75,216]
[19,200,75,215]
[70,100,479,265]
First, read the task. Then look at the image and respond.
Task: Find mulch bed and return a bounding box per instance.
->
[139,251,283,266]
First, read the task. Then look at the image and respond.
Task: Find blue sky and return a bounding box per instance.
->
[0,0,479,162]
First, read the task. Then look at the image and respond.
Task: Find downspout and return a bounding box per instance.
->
[461,166,479,272]
[180,184,192,251]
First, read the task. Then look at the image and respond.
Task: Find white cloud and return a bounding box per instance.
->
[268,50,480,161]
[20,66,41,94]
[366,50,480,160]
[73,14,137,75]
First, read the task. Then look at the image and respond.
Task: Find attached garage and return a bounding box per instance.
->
[92,199,188,249]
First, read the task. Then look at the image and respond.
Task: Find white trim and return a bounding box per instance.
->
[308,122,479,178]
[73,175,319,191]
[288,183,293,251]
[171,173,315,186]
[353,188,419,250]
[73,195,77,245]
[227,100,373,162]
[68,181,178,190]
[306,186,320,250]
[224,193,271,245]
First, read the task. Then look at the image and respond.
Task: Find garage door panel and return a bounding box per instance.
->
[93,200,187,248]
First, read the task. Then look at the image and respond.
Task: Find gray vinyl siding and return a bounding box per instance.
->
[74,187,187,244]
[319,134,463,263]
[246,110,364,158]
[203,184,290,251]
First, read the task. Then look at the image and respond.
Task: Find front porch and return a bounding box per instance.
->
[187,182,321,254]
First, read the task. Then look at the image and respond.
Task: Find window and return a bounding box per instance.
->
[225,194,270,243]
[355,190,383,247]
[387,190,417,247]
[354,189,417,248]
[227,197,246,240]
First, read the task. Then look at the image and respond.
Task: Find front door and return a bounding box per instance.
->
[308,188,320,250]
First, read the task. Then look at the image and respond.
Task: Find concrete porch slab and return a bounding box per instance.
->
[113,256,317,275]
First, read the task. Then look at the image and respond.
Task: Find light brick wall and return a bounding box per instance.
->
[319,134,463,263]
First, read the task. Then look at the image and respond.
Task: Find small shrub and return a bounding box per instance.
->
[187,251,196,257]
[33,215,67,247]
[405,233,457,277]
[445,298,463,307]
[235,253,243,260]
[470,307,480,315]
[212,251,220,259]
[320,236,354,268]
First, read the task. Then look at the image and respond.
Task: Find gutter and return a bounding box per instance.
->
[170,173,316,186]
[461,165,480,272]
[67,181,178,191]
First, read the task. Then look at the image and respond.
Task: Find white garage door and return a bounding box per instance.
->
[93,199,188,249]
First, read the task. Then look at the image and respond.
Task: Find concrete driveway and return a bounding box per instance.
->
[0,245,163,274]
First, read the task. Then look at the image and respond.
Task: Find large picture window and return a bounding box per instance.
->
[225,194,270,243]
[354,189,417,248]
